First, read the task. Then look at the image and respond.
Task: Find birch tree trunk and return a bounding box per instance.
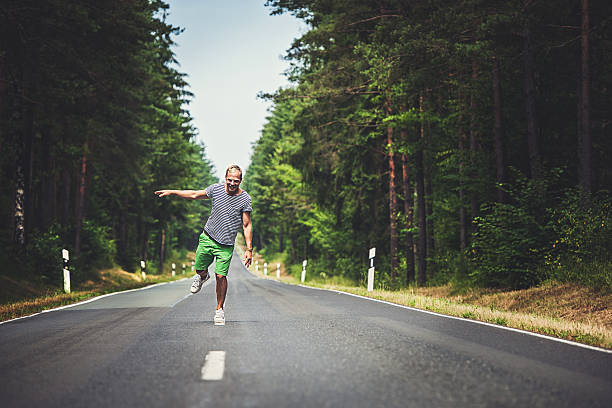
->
[13,137,25,245]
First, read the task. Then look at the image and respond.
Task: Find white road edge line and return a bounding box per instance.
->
[243,261,611,354]
[170,293,192,308]
[323,287,612,354]
[172,276,214,308]
[259,280,612,354]
[0,277,191,326]
[201,351,226,381]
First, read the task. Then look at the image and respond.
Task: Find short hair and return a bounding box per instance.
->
[225,164,242,180]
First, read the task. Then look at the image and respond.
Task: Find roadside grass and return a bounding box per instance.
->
[247,250,612,350]
[324,285,612,350]
[0,254,195,323]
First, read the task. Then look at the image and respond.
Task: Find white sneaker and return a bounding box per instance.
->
[190,272,209,294]
[214,309,225,326]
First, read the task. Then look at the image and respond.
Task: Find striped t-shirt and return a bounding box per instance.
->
[204,183,252,246]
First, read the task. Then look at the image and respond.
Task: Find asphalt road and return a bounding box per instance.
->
[1,252,611,407]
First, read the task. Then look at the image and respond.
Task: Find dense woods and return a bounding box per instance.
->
[246,0,612,289]
[0,0,215,283]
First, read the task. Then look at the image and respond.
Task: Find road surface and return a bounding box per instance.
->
[1,252,611,407]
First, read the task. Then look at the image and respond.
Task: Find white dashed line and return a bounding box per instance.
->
[201,351,226,381]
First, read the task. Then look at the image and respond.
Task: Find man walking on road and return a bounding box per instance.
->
[155,165,253,325]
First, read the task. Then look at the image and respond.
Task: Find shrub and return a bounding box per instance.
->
[429,251,469,286]
[547,190,611,264]
[72,220,116,282]
[82,221,115,266]
[26,224,64,282]
[545,190,612,290]
[470,202,548,289]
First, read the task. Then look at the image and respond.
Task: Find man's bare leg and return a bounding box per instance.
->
[215,273,227,310]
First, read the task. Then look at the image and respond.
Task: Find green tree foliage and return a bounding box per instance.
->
[248,0,612,289]
[0,0,215,282]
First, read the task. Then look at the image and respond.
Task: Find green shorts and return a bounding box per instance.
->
[194,232,234,276]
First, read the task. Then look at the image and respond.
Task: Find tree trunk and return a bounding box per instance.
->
[119,207,128,264]
[23,97,34,242]
[42,131,54,228]
[416,94,427,286]
[12,72,33,246]
[423,97,435,276]
[13,138,26,245]
[142,225,149,262]
[159,227,166,273]
[62,169,71,228]
[470,60,479,225]
[580,0,592,195]
[74,138,89,256]
[458,87,468,251]
[401,147,415,284]
[492,55,507,203]
[523,19,541,180]
[290,236,296,262]
[137,212,143,262]
[51,155,57,222]
[0,61,6,121]
[386,99,399,279]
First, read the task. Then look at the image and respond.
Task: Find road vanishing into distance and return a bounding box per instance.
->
[1,252,611,407]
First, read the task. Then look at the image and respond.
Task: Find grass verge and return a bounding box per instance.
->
[247,251,611,350]
[0,255,194,323]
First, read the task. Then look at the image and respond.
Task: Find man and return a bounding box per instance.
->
[154,164,253,325]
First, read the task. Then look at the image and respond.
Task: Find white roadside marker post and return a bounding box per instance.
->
[367,247,376,292]
[301,260,307,283]
[141,260,146,281]
[191,260,195,273]
[255,260,259,274]
[172,263,176,277]
[276,263,280,279]
[62,249,70,294]
[264,262,268,276]
[182,263,186,275]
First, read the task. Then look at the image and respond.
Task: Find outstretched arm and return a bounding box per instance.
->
[242,211,253,267]
[154,189,208,200]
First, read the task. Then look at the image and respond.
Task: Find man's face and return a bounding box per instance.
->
[225,170,242,193]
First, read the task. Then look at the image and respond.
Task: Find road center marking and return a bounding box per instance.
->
[201,351,226,381]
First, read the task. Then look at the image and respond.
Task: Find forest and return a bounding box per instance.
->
[1,0,611,293]
[0,0,216,285]
[245,0,612,290]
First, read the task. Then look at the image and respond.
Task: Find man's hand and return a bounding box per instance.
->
[243,250,252,268]
[154,190,173,198]
[241,212,253,267]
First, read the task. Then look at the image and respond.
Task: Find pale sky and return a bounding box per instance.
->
[165,0,304,181]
